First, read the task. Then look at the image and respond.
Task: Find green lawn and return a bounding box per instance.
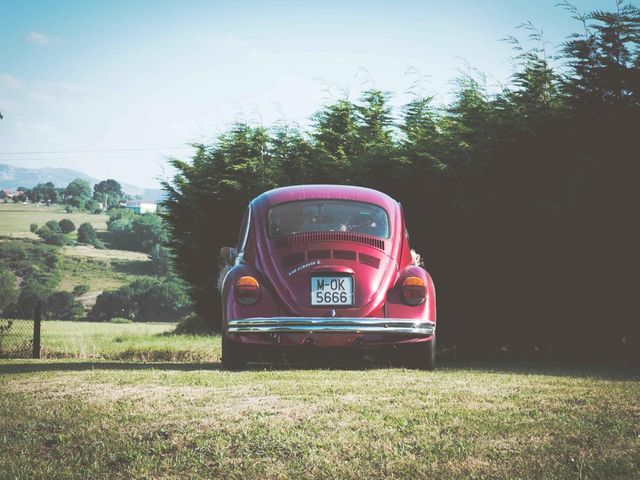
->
[0,320,638,479]
[0,203,107,239]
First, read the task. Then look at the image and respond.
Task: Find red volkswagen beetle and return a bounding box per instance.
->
[219,185,437,369]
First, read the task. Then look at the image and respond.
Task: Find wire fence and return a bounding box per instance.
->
[0,319,37,358]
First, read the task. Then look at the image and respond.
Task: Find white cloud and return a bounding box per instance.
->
[26,31,60,47]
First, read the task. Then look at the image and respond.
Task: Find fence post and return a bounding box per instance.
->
[32,302,41,359]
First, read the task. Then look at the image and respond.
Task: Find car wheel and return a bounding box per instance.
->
[222,333,246,370]
[404,335,436,371]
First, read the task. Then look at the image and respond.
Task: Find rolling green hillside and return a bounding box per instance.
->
[0,203,151,309]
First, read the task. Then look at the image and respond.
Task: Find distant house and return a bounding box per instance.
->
[0,189,18,201]
[125,200,157,214]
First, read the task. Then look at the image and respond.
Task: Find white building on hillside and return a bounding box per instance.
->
[125,200,157,214]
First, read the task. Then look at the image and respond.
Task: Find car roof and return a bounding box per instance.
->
[252,185,398,211]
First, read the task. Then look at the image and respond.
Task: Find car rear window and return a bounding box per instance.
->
[268,200,390,239]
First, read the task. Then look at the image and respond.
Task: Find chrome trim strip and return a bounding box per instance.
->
[227,317,435,335]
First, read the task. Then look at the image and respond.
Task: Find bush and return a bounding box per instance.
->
[15,281,54,319]
[173,314,214,335]
[58,218,76,234]
[85,199,103,214]
[0,266,18,315]
[36,226,71,246]
[66,197,85,210]
[77,223,97,245]
[45,220,62,233]
[47,291,84,320]
[89,277,191,322]
[29,223,38,233]
[72,284,91,297]
[106,210,168,253]
[88,289,135,321]
[64,205,74,213]
[150,244,171,276]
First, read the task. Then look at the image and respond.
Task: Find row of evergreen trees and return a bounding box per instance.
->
[164,3,640,360]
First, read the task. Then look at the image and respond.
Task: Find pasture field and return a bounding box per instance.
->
[0,203,107,239]
[57,255,152,296]
[0,322,638,479]
[0,203,152,305]
[38,320,216,361]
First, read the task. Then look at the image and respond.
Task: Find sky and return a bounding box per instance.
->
[0,0,623,188]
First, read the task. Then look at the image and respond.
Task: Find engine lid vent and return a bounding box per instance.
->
[275,232,385,251]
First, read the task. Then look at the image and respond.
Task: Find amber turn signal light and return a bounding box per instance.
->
[234,276,260,305]
[402,276,426,306]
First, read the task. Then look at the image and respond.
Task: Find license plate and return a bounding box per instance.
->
[311,275,354,306]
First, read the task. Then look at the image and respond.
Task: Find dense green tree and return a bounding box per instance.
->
[106,210,168,253]
[47,291,84,320]
[31,182,61,204]
[77,223,97,245]
[64,178,91,202]
[58,219,76,234]
[93,179,123,208]
[163,2,640,361]
[44,220,62,233]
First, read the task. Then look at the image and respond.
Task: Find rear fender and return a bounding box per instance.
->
[385,265,436,323]
[222,264,280,327]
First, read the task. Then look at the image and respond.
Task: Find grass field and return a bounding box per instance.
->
[1,322,639,479]
[0,203,107,239]
[0,203,152,305]
[40,320,216,361]
[0,320,216,361]
[57,255,152,295]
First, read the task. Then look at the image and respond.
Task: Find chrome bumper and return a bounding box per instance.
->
[227,317,436,335]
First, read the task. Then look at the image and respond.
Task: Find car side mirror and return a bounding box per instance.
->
[220,246,237,265]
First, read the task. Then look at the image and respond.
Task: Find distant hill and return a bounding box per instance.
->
[0,163,164,202]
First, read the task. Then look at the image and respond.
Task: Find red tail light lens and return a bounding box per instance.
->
[234,276,260,305]
[402,276,426,306]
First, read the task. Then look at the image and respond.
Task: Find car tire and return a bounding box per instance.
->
[222,333,246,370]
[405,335,436,371]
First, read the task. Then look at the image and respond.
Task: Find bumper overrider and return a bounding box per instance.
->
[227,317,436,336]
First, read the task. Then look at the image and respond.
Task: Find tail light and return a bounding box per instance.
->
[234,276,260,305]
[402,276,426,306]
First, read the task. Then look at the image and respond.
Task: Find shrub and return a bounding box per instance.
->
[64,205,74,213]
[85,199,103,214]
[150,244,171,276]
[36,226,71,246]
[77,223,97,245]
[173,314,214,335]
[29,223,38,233]
[88,289,135,321]
[15,281,54,319]
[72,284,91,297]
[45,220,62,233]
[106,210,168,253]
[66,197,85,209]
[0,267,18,315]
[89,277,191,322]
[47,291,84,320]
[58,218,76,234]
